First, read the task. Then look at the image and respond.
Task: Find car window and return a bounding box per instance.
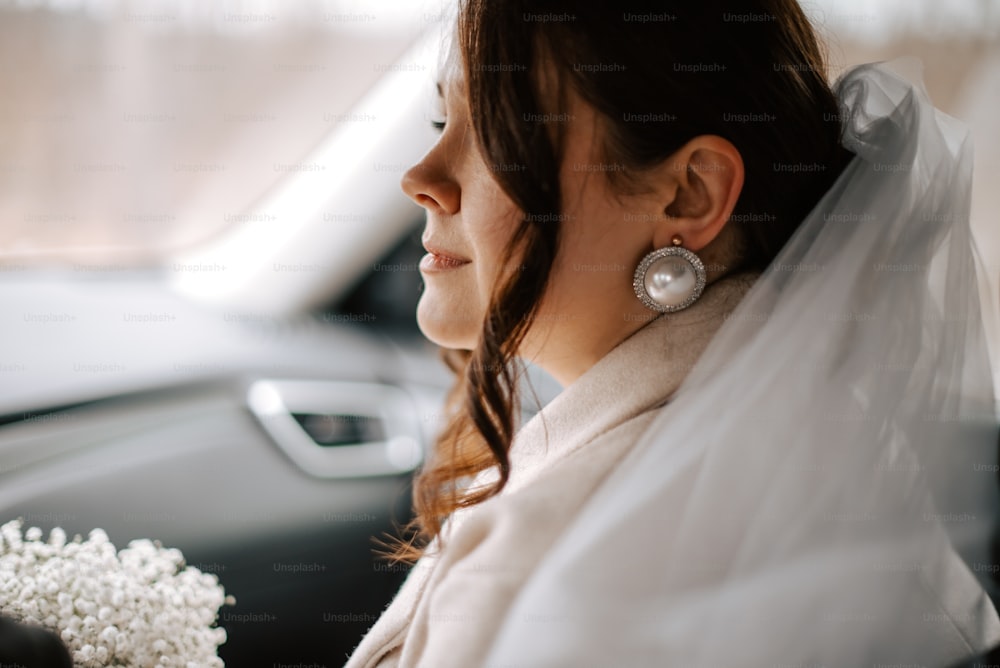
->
[0,1,432,267]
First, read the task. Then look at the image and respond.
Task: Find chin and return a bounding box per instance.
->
[416,294,479,350]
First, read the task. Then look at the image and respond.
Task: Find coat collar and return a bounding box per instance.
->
[504,271,760,494]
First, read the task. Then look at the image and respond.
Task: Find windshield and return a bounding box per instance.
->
[0,0,434,268]
[0,0,995,274]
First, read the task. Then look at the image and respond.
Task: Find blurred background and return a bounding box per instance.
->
[0,0,997,665]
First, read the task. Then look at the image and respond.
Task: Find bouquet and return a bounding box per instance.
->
[0,519,234,667]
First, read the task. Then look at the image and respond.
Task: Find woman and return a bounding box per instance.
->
[347,1,1000,666]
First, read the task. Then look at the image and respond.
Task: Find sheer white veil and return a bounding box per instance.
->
[484,59,1000,667]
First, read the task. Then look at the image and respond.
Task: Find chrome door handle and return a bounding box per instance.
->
[246,379,423,478]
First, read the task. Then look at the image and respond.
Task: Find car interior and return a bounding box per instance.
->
[0,1,997,665]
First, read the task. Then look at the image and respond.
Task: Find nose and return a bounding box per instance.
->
[401,161,460,215]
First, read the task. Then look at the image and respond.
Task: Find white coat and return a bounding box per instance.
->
[344,271,1000,667]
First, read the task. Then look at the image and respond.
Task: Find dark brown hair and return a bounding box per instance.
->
[387,0,854,563]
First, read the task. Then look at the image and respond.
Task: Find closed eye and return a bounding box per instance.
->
[431,80,447,133]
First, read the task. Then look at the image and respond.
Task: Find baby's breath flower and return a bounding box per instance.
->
[0,518,233,667]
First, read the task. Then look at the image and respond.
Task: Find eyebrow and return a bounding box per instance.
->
[436,81,444,99]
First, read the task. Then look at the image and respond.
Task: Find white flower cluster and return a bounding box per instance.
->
[0,519,235,667]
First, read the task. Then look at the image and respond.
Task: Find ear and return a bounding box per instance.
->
[653,135,744,252]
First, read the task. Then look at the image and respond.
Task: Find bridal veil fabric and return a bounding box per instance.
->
[483,60,1000,666]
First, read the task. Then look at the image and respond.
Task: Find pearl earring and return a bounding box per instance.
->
[632,234,707,313]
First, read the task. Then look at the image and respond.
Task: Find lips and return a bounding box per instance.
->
[420,240,471,272]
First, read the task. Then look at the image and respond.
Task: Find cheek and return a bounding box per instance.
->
[471,225,519,307]
[466,184,524,300]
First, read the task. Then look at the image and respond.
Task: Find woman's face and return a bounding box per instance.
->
[401,63,714,385]
[402,72,522,352]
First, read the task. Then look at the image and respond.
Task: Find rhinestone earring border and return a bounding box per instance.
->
[632,246,707,313]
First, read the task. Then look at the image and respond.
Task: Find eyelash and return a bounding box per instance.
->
[431,120,446,133]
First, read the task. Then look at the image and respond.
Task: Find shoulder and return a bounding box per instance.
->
[395,406,668,667]
[441,403,666,577]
